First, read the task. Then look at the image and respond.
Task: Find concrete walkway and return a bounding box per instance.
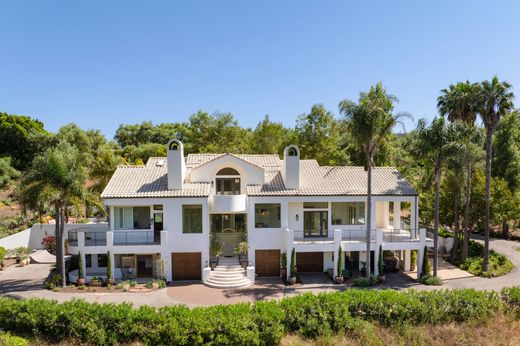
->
[2,237,519,307]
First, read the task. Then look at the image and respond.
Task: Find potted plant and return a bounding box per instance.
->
[235,242,248,269]
[287,248,297,285]
[209,241,222,270]
[335,245,344,284]
[76,252,86,286]
[377,245,385,283]
[280,252,287,280]
[105,251,115,285]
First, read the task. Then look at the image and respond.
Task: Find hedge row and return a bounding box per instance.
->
[0,288,518,345]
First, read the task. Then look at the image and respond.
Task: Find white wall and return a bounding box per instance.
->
[0,228,31,250]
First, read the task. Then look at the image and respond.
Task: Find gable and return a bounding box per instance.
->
[189,154,266,185]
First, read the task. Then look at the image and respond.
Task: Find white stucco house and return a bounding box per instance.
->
[67,139,432,287]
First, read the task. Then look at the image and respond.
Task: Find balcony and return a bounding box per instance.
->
[382,229,419,242]
[209,194,247,213]
[293,230,334,243]
[113,230,159,246]
[341,229,376,242]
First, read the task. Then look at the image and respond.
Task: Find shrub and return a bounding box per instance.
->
[0,332,28,346]
[145,279,166,289]
[421,246,431,277]
[77,252,83,279]
[411,250,417,269]
[0,288,508,345]
[290,248,296,277]
[11,246,31,260]
[280,252,287,269]
[352,275,377,287]
[459,241,514,277]
[378,245,383,275]
[44,274,61,290]
[420,275,442,286]
[337,246,343,277]
[41,235,56,255]
[106,251,112,280]
[501,287,520,317]
[0,246,5,263]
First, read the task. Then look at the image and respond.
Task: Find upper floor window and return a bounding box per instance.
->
[255,203,281,228]
[114,207,151,230]
[331,202,365,225]
[215,167,241,195]
[183,205,203,233]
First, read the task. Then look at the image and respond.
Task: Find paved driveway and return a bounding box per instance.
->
[2,237,520,307]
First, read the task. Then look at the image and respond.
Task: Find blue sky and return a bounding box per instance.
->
[1,1,519,139]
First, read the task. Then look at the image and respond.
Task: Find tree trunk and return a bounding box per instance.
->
[462,160,471,262]
[56,203,67,288]
[365,158,372,278]
[483,126,493,272]
[502,221,509,239]
[433,161,441,277]
[452,192,460,261]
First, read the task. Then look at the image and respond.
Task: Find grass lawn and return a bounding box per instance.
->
[281,314,520,346]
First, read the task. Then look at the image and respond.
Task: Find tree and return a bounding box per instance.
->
[339,82,408,277]
[493,111,520,194]
[18,143,88,287]
[0,157,20,188]
[0,112,50,170]
[414,117,453,276]
[249,115,288,155]
[438,81,481,261]
[477,77,514,271]
[294,104,348,165]
[421,246,432,277]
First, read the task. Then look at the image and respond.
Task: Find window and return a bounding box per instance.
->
[217,167,239,175]
[303,202,328,209]
[97,254,108,268]
[183,205,203,233]
[216,178,241,195]
[331,202,365,225]
[85,254,92,268]
[153,204,163,211]
[114,207,151,230]
[255,204,281,228]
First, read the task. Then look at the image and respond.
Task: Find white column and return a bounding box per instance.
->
[109,251,115,279]
[333,229,342,277]
[107,231,114,247]
[247,266,255,283]
[410,198,417,231]
[78,231,85,249]
[160,231,171,281]
[404,250,411,272]
[394,201,401,230]
[80,250,87,278]
[417,246,424,279]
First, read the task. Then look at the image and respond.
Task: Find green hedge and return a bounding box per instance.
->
[0,288,518,345]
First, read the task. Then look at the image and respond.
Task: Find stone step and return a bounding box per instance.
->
[210,271,247,279]
[207,276,249,284]
[205,278,253,289]
[213,266,244,271]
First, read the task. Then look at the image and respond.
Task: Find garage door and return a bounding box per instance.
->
[171,252,201,281]
[296,252,323,272]
[255,250,280,277]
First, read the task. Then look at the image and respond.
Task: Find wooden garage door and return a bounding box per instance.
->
[171,252,201,281]
[296,252,323,272]
[255,250,280,277]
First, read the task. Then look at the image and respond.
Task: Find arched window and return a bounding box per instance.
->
[288,147,298,157]
[169,141,179,150]
[216,167,240,176]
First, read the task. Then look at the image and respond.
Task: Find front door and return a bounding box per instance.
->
[210,214,247,257]
[153,213,163,243]
[304,211,328,237]
[136,255,153,278]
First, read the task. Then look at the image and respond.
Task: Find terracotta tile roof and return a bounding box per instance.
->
[101,156,417,198]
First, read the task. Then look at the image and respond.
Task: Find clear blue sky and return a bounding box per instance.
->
[1,1,519,139]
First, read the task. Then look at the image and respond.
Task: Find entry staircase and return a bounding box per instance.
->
[205,256,253,288]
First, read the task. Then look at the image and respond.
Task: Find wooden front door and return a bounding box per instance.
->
[171,252,201,281]
[255,250,280,277]
[296,252,324,272]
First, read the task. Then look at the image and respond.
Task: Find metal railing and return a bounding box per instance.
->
[84,231,107,246]
[341,229,376,242]
[293,229,334,242]
[382,229,419,242]
[113,231,159,246]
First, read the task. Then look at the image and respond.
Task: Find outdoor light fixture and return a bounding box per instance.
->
[295,214,299,221]
[205,260,209,267]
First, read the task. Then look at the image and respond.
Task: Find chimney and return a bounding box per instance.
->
[282,145,300,189]
[167,139,185,190]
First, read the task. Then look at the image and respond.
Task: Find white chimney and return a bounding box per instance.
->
[282,145,300,189]
[167,139,185,190]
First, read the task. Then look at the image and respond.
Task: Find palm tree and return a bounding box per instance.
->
[415,117,453,276]
[477,77,514,271]
[339,82,409,277]
[19,143,88,287]
[437,81,480,262]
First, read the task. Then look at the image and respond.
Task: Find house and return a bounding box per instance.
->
[67,139,432,287]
